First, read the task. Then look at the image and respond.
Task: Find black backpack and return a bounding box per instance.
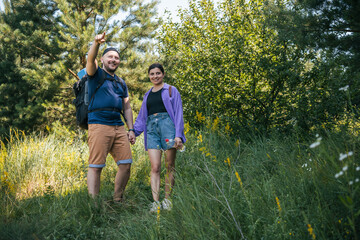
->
[72,69,126,130]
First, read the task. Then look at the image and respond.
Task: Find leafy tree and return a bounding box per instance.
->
[159,0,313,133]
[0,0,62,137]
[263,0,360,129]
[159,0,359,134]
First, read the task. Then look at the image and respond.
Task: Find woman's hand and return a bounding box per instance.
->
[174,137,183,150]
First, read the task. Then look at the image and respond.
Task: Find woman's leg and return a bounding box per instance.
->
[164,148,176,199]
[148,149,162,202]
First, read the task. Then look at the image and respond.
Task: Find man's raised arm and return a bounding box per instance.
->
[86,32,106,76]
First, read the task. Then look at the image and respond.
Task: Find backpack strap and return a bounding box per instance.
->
[87,71,106,107]
[169,85,172,97]
[114,75,127,122]
[90,70,127,122]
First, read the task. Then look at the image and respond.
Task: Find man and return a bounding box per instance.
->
[86,32,136,202]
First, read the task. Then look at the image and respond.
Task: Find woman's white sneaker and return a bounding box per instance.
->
[161,199,172,210]
[149,201,161,213]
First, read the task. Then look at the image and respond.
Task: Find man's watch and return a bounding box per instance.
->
[128,129,135,132]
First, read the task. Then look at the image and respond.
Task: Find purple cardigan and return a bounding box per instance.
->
[134,83,186,150]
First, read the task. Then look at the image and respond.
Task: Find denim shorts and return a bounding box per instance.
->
[146,112,176,150]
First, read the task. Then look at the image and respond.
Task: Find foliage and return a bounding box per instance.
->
[1,124,359,239]
[263,0,360,126]
[158,0,359,135]
[0,0,63,137]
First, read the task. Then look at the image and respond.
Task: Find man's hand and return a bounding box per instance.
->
[128,131,136,145]
[95,32,106,45]
[87,32,106,76]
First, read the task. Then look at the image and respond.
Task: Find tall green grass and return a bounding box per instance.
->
[0,126,359,239]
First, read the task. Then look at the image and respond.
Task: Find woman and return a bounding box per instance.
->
[134,63,186,212]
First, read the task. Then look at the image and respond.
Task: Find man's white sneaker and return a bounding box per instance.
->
[161,199,172,211]
[149,201,161,213]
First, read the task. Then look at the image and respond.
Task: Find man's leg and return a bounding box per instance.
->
[164,148,176,199]
[87,167,103,197]
[114,163,131,201]
[111,125,133,202]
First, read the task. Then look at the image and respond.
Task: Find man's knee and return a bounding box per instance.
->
[88,167,103,173]
[118,163,131,173]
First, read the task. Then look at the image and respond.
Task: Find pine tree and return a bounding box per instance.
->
[0,0,160,137]
[263,0,360,128]
[46,0,160,130]
[0,0,62,137]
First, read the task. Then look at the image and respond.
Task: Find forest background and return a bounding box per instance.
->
[0,0,359,137]
[0,0,360,239]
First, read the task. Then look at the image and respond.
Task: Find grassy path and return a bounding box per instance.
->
[1,128,359,239]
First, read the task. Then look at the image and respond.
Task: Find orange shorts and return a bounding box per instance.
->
[88,124,132,168]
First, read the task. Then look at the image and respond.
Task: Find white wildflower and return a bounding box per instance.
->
[302,163,308,168]
[310,135,322,149]
[355,178,359,183]
[349,181,353,185]
[342,165,348,171]
[335,171,344,178]
[308,168,312,171]
[309,159,312,162]
[339,152,353,161]
[310,141,321,148]
[339,85,349,91]
[356,166,360,171]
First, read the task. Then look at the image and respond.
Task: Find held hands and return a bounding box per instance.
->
[128,131,136,145]
[95,32,106,45]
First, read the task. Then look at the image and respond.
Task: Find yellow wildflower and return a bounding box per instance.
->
[184,122,190,135]
[196,111,205,122]
[157,206,161,222]
[235,139,240,147]
[307,224,316,239]
[212,117,220,131]
[224,157,231,167]
[197,134,203,143]
[0,141,7,170]
[235,172,243,187]
[1,171,15,194]
[225,123,232,134]
[275,196,282,212]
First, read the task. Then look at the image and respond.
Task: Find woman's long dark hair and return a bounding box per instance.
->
[148,63,164,74]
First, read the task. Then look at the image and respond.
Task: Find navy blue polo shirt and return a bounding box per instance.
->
[87,67,128,126]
